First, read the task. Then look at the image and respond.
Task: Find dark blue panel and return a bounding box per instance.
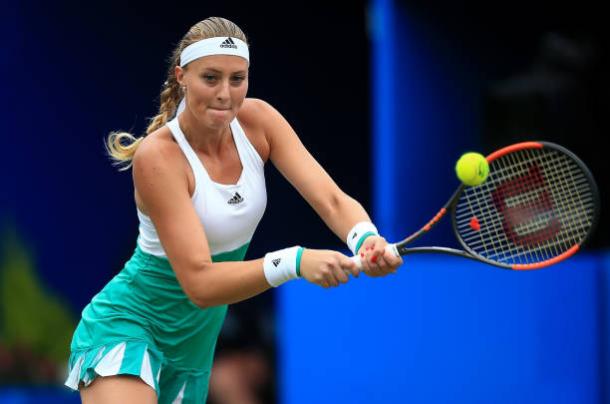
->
[278,254,601,404]
[0,388,80,404]
[600,253,610,403]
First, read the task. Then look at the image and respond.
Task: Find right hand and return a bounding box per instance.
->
[299,249,358,288]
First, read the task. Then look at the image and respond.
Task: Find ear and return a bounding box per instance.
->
[175,66,185,85]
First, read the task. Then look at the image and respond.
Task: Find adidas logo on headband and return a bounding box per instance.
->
[220,37,238,49]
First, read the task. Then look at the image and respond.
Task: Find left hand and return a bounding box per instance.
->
[357,236,403,277]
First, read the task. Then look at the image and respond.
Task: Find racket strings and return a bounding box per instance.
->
[465,151,593,263]
[454,147,596,265]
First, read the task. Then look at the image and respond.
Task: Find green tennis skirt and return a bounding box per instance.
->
[65,243,248,403]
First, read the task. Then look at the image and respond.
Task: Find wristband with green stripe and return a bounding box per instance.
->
[295,247,304,277]
[347,221,379,255]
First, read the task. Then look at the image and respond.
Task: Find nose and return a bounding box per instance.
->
[216,79,231,102]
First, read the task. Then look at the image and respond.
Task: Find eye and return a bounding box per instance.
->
[231,75,246,84]
[201,74,218,82]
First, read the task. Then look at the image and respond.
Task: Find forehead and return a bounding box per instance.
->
[188,55,249,72]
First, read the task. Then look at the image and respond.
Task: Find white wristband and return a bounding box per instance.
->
[263,246,304,287]
[346,222,379,255]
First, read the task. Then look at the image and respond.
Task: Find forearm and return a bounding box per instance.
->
[185,259,271,307]
[316,191,373,243]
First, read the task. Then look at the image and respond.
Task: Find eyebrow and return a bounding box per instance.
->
[202,67,247,74]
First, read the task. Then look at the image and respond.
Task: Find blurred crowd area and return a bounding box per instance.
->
[0,231,276,404]
[0,232,74,386]
[208,295,276,404]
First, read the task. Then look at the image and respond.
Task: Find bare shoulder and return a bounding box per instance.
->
[133,126,185,171]
[132,126,192,194]
[239,98,286,127]
[239,97,276,120]
[236,98,276,162]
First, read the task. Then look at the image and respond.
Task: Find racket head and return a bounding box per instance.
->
[451,141,599,270]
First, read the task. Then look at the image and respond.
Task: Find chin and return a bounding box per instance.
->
[208,110,236,125]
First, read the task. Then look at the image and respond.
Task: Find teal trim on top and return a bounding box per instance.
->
[135,242,250,266]
[211,243,250,262]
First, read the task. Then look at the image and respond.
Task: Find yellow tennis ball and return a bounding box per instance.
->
[455,152,489,186]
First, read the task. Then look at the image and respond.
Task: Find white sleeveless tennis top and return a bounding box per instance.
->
[137,117,267,258]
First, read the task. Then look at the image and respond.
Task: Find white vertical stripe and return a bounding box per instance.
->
[139,350,155,390]
[156,365,162,383]
[172,381,187,404]
[94,342,126,376]
[64,355,85,389]
[83,347,106,386]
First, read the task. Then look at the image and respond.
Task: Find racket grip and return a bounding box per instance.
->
[350,255,363,270]
[348,244,400,272]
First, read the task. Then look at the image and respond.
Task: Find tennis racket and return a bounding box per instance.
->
[354,141,599,270]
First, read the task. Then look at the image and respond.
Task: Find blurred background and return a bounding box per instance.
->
[1,0,608,403]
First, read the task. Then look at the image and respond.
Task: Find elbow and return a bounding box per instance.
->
[185,288,209,308]
[186,285,220,309]
[191,296,212,309]
[180,262,217,308]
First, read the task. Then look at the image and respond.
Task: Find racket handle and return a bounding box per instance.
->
[349,244,400,271]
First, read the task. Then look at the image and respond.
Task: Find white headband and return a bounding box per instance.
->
[179,37,250,67]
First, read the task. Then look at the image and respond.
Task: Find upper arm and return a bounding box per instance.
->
[132,138,212,297]
[253,99,344,210]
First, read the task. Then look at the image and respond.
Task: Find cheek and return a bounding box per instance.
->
[231,84,248,103]
[190,83,214,101]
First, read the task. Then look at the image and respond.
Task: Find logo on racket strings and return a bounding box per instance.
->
[492,164,560,246]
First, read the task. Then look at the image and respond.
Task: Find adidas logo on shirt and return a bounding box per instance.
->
[272,258,281,267]
[220,37,238,49]
[227,192,244,205]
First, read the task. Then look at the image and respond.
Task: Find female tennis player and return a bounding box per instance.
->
[64,17,402,403]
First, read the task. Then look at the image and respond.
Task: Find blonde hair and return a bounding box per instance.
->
[106,17,248,170]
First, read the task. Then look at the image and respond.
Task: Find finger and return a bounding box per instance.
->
[330,256,350,283]
[371,243,386,261]
[333,266,349,283]
[344,255,360,277]
[372,243,397,275]
[379,252,400,274]
[360,252,374,276]
[374,254,394,275]
[383,250,403,268]
[325,270,339,287]
[366,254,384,277]
[361,246,378,276]
[380,247,403,270]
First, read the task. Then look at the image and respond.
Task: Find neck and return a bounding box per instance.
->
[177,111,230,154]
